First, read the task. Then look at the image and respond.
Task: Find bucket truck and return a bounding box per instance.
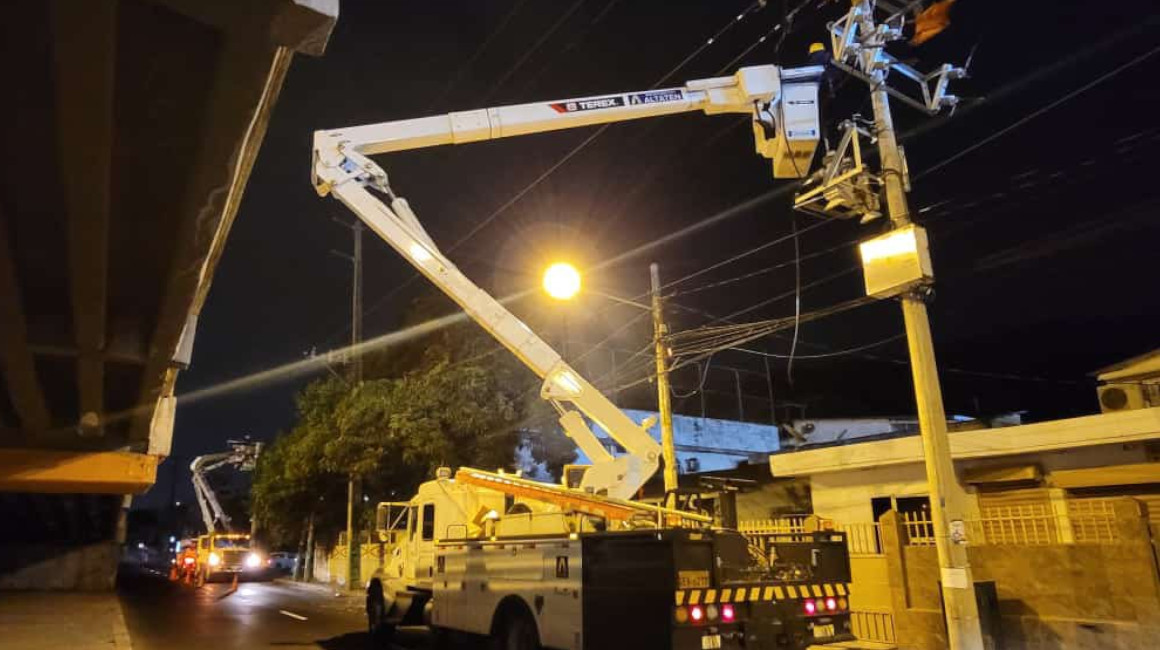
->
[185,440,266,584]
[313,65,853,649]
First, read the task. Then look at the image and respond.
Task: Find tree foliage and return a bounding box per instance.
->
[252,293,576,548]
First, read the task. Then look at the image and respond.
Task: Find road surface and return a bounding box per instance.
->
[117,568,427,650]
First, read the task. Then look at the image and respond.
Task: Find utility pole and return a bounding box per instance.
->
[333,218,364,590]
[650,263,678,495]
[852,2,984,647]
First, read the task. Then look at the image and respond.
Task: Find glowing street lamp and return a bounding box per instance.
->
[539,260,679,496]
[542,262,582,300]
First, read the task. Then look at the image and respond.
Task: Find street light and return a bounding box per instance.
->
[543,262,582,300]
[539,262,679,497]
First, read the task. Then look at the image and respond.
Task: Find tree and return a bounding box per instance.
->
[253,291,577,547]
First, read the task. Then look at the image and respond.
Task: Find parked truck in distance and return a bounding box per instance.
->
[188,533,267,585]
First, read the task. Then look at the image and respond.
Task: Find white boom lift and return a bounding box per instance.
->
[312,64,822,501]
[189,440,262,534]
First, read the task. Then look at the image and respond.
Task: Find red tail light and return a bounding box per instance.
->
[804,599,816,615]
[721,603,735,622]
[825,597,837,611]
[183,557,194,565]
[690,605,704,623]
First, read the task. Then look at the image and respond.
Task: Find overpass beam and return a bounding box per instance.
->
[0,448,159,494]
[0,207,51,438]
[50,0,116,439]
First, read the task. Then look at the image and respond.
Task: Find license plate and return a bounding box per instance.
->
[813,624,835,638]
[701,634,722,649]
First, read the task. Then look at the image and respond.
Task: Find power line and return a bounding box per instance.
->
[349,2,770,338]
[914,43,1160,181]
[733,332,906,359]
[425,0,530,110]
[661,218,834,292]
[479,0,590,104]
[651,1,766,89]
[671,237,857,297]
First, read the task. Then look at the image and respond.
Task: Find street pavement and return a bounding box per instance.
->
[0,590,132,650]
[116,567,428,650]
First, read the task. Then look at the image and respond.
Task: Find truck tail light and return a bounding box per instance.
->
[825,597,837,611]
[804,599,816,615]
[690,605,704,623]
[675,607,689,623]
[721,604,735,622]
[706,604,719,621]
[838,597,848,610]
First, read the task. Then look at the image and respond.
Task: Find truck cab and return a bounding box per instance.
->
[375,469,507,596]
[193,532,264,584]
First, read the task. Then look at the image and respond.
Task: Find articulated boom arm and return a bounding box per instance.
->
[189,442,261,534]
[311,65,820,500]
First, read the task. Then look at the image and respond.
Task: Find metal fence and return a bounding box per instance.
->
[1067,498,1119,544]
[901,498,1121,546]
[838,522,884,556]
[739,517,884,555]
[738,515,808,535]
[851,609,897,644]
[901,510,937,546]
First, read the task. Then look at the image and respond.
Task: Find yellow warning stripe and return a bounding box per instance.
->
[672,583,852,605]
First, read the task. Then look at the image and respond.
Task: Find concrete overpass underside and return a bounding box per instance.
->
[0,0,336,588]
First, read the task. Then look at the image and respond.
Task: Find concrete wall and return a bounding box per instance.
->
[849,555,894,613]
[807,442,1152,525]
[735,478,812,520]
[0,542,120,590]
[808,463,975,524]
[880,501,1160,649]
[312,542,391,587]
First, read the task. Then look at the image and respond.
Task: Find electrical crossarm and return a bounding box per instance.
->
[311,65,822,500]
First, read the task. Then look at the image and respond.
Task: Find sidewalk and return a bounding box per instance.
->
[0,592,132,650]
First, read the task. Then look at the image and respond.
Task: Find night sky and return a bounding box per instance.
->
[138,0,1160,508]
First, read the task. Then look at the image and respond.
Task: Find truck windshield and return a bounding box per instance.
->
[213,537,249,549]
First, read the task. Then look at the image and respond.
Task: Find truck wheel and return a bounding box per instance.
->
[491,610,539,650]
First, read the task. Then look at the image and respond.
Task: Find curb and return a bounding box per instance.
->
[112,599,133,650]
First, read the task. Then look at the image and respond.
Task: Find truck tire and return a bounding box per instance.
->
[490,608,539,650]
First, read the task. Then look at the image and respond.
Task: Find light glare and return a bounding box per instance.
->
[859,225,918,263]
[543,262,581,300]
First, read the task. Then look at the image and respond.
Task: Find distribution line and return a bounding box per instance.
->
[915,43,1160,181]
[480,0,589,104]
[661,218,834,292]
[671,237,857,297]
[732,333,906,359]
[425,0,530,111]
[347,2,770,338]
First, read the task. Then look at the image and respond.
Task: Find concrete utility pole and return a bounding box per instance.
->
[334,218,364,590]
[854,2,984,647]
[650,263,679,495]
